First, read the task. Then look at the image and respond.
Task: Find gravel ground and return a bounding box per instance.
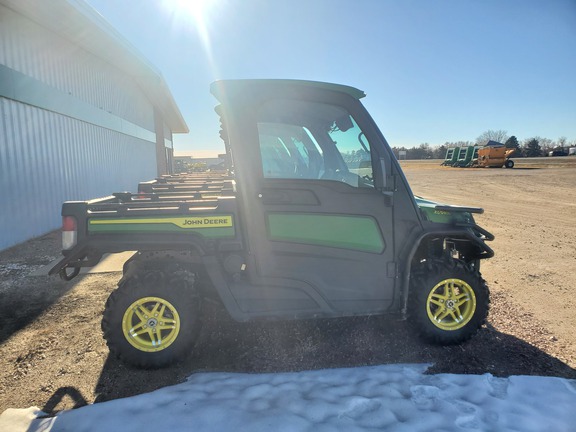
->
[1,159,575,415]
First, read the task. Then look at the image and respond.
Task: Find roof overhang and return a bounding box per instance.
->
[0,0,189,133]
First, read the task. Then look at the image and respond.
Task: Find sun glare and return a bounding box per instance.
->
[162,0,218,71]
[163,0,216,43]
[167,0,214,24]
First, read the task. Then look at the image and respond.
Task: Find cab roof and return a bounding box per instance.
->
[210,79,366,103]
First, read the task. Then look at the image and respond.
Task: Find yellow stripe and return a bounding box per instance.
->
[89,216,233,229]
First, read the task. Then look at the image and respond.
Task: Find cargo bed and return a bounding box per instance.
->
[49,177,240,278]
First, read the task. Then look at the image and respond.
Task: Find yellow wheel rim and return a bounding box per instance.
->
[426,278,476,331]
[122,296,181,352]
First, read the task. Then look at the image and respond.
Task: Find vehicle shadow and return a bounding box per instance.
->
[93,304,576,404]
[0,231,79,345]
[0,274,83,345]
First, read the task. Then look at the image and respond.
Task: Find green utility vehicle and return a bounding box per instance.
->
[50,80,494,368]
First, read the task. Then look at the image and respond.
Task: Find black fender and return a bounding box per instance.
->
[398,227,494,317]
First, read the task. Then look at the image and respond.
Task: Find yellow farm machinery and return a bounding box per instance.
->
[442,141,515,168]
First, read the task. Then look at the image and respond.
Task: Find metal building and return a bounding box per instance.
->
[0,0,188,251]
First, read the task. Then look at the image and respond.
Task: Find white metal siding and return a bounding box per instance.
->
[0,4,169,250]
[0,98,156,250]
[0,4,155,131]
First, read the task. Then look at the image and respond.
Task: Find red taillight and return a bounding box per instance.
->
[62,216,77,250]
[62,216,77,232]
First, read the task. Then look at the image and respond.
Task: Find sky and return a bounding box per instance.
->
[3,363,576,431]
[83,0,576,157]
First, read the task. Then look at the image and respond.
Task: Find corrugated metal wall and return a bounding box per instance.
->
[0,5,162,250]
[0,98,157,250]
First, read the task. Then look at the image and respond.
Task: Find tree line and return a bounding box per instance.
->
[392,130,576,160]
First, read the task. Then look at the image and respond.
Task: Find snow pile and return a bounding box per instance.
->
[3,364,576,432]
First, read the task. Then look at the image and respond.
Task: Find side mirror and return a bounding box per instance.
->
[335,115,354,132]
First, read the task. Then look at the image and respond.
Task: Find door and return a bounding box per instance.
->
[232,97,397,316]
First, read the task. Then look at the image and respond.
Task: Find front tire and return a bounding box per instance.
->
[102,268,201,368]
[409,259,489,344]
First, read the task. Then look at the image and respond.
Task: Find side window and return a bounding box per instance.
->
[258,123,323,179]
[257,100,374,188]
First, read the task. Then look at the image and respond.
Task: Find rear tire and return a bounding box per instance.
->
[102,268,201,368]
[505,160,514,168]
[409,259,489,344]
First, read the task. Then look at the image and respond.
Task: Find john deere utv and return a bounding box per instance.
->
[51,80,494,368]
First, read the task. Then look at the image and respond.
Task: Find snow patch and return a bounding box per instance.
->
[2,364,576,432]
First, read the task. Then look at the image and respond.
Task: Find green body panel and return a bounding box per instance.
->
[267,213,384,253]
[88,215,235,238]
[414,196,474,224]
[416,202,454,223]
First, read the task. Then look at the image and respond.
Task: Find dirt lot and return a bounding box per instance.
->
[1,157,576,415]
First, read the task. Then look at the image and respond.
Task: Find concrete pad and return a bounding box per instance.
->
[30,251,135,276]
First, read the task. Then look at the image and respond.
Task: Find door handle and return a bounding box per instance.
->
[259,191,291,204]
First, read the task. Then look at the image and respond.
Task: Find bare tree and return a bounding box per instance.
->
[443,141,473,148]
[539,137,554,154]
[475,130,509,145]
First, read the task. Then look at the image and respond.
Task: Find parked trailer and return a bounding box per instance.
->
[476,145,515,168]
[452,146,479,167]
[441,148,458,166]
